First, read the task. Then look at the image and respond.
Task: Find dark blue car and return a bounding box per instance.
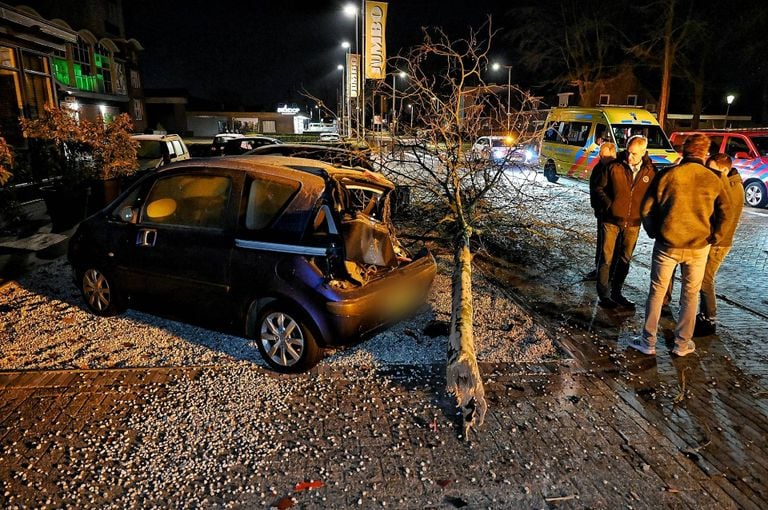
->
[68,155,436,372]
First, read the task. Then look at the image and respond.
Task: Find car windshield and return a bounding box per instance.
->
[750,136,768,157]
[491,139,511,147]
[611,125,673,151]
[137,141,161,159]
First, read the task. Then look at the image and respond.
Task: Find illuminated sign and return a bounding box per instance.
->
[348,53,360,99]
[277,104,301,115]
[365,1,387,79]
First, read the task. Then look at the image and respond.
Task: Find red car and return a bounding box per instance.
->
[669,129,768,208]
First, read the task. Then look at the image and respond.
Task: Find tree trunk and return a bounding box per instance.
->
[446,230,487,439]
[657,0,675,131]
[689,53,707,130]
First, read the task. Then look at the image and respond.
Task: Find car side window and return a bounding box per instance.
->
[563,122,591,146]
[708,136,723,156]
[245,176,300,230]
[725,136,752,158]
[171,140,185,157]
[142,174,232,229]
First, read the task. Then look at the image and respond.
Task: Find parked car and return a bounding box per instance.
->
[669,129,768,208]
[222,136,282,156]
[132,134,190,171]
[209,133,244,156]
[470,135,537,167]
[246,143,376,171]
[471,135,515,163]
[67,155,436,372]
[318,132,341,142]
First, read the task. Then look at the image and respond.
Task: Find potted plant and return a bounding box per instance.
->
[20,105,138,231]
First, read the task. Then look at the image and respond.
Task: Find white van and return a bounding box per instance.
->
[132,134,190,171]
[539,107,679,182]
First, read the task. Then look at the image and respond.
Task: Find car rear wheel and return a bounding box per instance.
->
[544,161,559,183]
[79,267,125,316]
[744,181,768,208]
[255,304,320,373]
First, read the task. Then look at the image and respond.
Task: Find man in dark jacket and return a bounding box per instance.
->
[695,153,745,336]
[593,135,656,308]
[586,142,617,280]
[631,134,731,357]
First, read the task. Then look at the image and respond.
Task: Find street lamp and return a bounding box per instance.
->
[392,71,406,135]
[492,62,512,132]
[408,104,414,129]
[725,94,736,129]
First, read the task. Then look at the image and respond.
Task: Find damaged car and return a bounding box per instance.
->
[67,155,436,372]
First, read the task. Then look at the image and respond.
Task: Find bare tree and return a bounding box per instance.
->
[372,22,545,439]
[508,0,626,103]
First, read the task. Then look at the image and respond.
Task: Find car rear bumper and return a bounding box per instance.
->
[322,251,437,343]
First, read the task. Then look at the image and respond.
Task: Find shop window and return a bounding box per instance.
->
[0,47,23,144]
[626,95,638,106]
[73,37,95,92]
[21,51,53,119]
[598,94,610,105]
[95,44,112,94]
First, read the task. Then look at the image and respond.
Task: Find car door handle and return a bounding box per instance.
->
[136,228,157,247]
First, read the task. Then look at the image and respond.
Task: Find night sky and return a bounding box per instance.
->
[122,0,510,111]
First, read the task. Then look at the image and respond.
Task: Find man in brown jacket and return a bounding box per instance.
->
[631,134,731,357]
[593,135,656,308]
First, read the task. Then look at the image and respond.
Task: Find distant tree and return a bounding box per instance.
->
[373,21,545,439]
[507,0,628,102]
[628,0,702,129]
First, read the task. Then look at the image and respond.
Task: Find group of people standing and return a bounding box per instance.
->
[588,133,744,357]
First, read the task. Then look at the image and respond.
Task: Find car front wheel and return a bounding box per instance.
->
[544,161,559,183]
[744,181,768,208]
[79,267,124,316]
[255,305,320,373]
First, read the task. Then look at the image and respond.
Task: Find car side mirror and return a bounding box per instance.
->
[734,151,750,159]
[118,206,137,223]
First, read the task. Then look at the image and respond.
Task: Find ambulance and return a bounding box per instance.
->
[539,106,679,182]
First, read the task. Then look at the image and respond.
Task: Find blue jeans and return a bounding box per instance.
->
[597,222,640,298]
[643,243,710,349]
[700,245,731,320]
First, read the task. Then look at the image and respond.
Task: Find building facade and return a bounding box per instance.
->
[0,0,145,147]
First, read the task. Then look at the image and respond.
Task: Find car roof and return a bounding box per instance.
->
[671,129,768,135]
[153,154,393,189]
[226,136,281,143]
[246,143,375,170]
[131,134,182,141]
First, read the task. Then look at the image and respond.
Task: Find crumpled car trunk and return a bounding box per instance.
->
[332,177,411,286]
[342,215,396,267]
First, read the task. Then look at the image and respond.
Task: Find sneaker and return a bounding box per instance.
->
[611,294,636,309]
[628,337,656,355]
[598,296,618,309]
[693,315,716,337]
[672,341,696,357]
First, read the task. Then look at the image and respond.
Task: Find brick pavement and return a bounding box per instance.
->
[0,361,765,508]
